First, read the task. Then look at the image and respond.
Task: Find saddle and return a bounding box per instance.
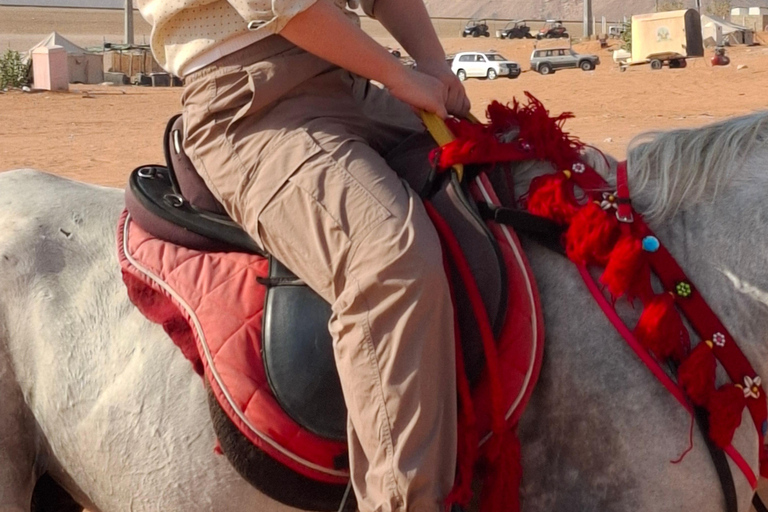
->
[119,113,544,509]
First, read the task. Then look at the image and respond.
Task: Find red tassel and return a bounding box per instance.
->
[634,293,690,362]
[445,305,478,509]
[479,429,522,512]
[677,342,717,406]
[565,202,620,266]
[600,235,651,300]
[707,384,747,449]
[525,173,579,224]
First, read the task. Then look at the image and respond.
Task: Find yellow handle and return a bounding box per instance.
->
[419,110,464,182]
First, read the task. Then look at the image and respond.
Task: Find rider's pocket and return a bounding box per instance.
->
[256,129,391,249]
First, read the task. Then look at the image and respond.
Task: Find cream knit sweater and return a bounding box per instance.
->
[137,0,374,77]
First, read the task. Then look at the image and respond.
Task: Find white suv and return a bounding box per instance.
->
[450,52,521,81]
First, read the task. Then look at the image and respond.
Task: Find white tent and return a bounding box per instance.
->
[26,32,104,84]
[701,15,754,46]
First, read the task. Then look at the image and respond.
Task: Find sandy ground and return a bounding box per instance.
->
[2,34,768,189]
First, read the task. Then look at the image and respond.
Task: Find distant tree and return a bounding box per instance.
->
[620,21,632,51]
[657,0,685,11]
[0,50,31,89]
[706,0,732,18]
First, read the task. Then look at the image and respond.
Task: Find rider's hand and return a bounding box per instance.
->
[413,58,471,118]
[387,67,449,119]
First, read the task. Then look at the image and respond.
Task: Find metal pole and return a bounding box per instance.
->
[583,0,593,37]
[125,0,134,46]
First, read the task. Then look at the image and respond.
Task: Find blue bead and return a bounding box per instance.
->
[642,236,660,252]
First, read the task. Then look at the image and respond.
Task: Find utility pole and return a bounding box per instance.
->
[125,0,134,46]
[583,0,593,37]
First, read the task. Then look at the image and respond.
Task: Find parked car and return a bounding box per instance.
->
[497,20,534,39]
[530,47,600,75]
[450,52,521,81]
[536,20,569,39]
[462,19,490,38]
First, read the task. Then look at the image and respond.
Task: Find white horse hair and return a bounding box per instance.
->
[1,110,768,512]
[627,111,768,221]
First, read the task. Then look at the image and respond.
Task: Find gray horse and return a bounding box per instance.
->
[1,110,767,511]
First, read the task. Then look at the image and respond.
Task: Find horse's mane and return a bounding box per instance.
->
[626,110,768,221]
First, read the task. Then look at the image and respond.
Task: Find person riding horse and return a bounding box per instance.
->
[135,0,470,510]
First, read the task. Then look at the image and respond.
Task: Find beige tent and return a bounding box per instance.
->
[701,15,754,46]
[26,32,104,84]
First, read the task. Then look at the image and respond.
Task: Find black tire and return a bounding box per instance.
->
[499,33,506,39]
[487,68,497,80]
[462,32,467,38]
[472,32,479,38]
[650,59,663,70]
[561,32,569,39]
[456,69,467,81]
[580,60,594,71]
[538,63,553,75]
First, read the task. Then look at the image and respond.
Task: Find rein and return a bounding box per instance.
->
[422,97,768,510]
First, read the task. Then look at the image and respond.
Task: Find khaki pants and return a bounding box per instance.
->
[182,39,457,512]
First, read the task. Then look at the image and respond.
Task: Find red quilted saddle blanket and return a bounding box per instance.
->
[116,169,545,484]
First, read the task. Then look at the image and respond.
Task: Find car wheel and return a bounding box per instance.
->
[538,63,553,75]
[580,60,594,71]
[456,69,467,81]
[487,68,497,80]
[499,34,506,39]
[650,59,663,70]
[462,33,467,38]
[484,32,490,37]
[561,32,569,39]
[472,32,479,38]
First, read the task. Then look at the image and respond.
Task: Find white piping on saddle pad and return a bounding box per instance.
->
[121,214,349,478]
[474,177,540,446]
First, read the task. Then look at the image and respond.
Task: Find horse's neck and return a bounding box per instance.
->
[640,148,768,380]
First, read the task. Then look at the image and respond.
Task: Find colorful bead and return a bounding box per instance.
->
[641,236,660,252]
[713,332,726,347]
[572,162,586,173]
[743,375,762,399]
[600,191,618,210]
[675,281,692,298]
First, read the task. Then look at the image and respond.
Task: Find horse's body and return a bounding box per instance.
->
[1,111,768,511]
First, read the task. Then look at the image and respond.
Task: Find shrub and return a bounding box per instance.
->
[0,49,31,89]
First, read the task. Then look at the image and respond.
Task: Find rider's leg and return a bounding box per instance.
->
[184,63,457,512]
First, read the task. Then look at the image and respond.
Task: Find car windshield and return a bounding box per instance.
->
[485,54,509,61]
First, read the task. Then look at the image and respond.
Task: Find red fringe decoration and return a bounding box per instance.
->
[707,384,747,449]
[634,293,690,362]
[433,95,585,172]
[600,235,651,300]
[445,294,478,509]
[525,173,579,225]
[677,342,717,406]
[565,202,621,266]
[479,429,522,512]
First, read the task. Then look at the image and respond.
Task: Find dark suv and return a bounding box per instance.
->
[462,19,490,38]
[530,47,600,75]
[497,20,534,39]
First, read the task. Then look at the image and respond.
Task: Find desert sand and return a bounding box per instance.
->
[0,10,767,191]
